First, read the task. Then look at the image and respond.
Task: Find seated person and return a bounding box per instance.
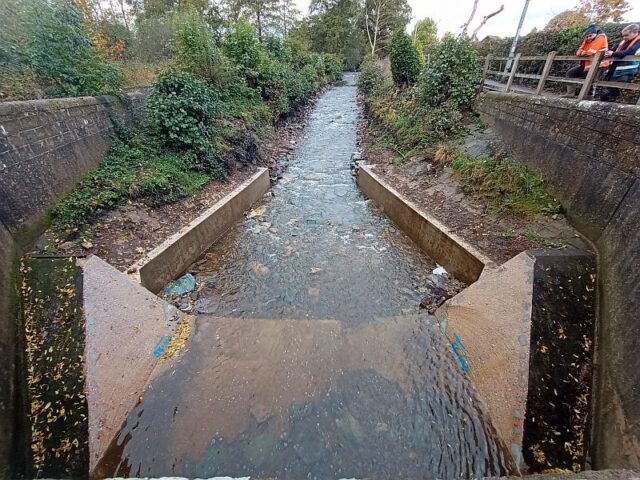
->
[601,23,640,102]
[564,24,611,97]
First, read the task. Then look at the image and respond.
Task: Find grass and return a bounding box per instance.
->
[450,151,562,217]
[51,134,214,235]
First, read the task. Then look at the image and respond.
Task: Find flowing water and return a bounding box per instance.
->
[101,74,514,479]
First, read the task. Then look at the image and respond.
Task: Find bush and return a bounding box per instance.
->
[223,20,263,78]
[145,71,219,158]
[172,9,237,87]
[357,55,384,94]
[417,35,481,110]
[389,30,421,87]
[323,53,344,82]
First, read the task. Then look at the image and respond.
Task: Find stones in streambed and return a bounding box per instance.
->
[350,151,363,176]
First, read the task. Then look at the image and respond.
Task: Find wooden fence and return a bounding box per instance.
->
[482,51,640,104]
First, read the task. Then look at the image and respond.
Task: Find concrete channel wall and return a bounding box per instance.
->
[475,91,640,470]
[356,165,493,284]
[132,168,271,293]
[0,93,145,476]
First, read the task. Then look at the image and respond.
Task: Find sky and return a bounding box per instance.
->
[294,0,640,39]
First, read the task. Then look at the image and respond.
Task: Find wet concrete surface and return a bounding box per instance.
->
[99,74,515,479]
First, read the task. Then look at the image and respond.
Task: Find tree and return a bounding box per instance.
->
[412,17,438,56]
[361,0,411,56]
[545,10,590,31]
[277,0,300,38]
[221,0,281,40]
[578,0,630,23]
[389,29,421,87]
[307,0,365,69]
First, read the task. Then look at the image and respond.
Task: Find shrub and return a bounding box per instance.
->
[323,53,344,82]
[145,71,219,157]
[417,35,481,109]
[172,9,237,87]
[357,55,384,94]
[389,30,421,87]
[223,20,263,77]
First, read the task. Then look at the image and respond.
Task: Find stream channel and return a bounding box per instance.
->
[101,73,515,480]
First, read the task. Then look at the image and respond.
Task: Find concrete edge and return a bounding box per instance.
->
[356,164,495,284]
[130,168,271,293]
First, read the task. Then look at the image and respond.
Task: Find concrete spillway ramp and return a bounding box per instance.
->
[436,249,596,472]
[81,255,189,474]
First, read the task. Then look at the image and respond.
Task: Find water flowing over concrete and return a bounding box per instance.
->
[99,74,514,479]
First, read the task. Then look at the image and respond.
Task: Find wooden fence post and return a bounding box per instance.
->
[577,51,603,101]
[536,51,556,95]
[505,53,521,93]
[482,55,492,83]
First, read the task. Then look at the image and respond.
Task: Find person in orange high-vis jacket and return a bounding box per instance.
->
[564,24,611,97]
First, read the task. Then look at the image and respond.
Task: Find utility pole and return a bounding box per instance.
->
[506,0,531,71]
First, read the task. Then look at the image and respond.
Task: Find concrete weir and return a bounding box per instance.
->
[356,164,597,471]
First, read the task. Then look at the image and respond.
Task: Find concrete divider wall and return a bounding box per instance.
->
[356,165,492,284]
[475,91,640,469]
[0,93,146,240]
[134,168,271,293]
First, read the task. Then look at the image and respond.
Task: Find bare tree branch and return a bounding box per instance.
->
[460,0,479,37]
[471,4,504,40]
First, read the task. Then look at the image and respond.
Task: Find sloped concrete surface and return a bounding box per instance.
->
[436,252,535,467]
[82,255,186,473]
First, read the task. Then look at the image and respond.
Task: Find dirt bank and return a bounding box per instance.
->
[356,115,592,265]
[30,94,322,270]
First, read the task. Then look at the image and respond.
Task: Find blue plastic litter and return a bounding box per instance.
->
[163,273,196,296]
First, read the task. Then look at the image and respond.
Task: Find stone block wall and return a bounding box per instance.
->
[475,91,640,470]
[0,93,145,238]
[0,92,145,476]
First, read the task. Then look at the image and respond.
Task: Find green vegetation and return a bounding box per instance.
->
[450,151,562,217]
[361,36,480,156]
[359,29,561,218]
[45,5,345,237]
[389,30,421,87]
[1,0,122,98]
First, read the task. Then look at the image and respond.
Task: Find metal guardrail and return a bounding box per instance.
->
[482,51,640,104]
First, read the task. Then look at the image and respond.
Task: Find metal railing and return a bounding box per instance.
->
[482,51,640,104]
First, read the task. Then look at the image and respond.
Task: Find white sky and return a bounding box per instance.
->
[295,0,640,39]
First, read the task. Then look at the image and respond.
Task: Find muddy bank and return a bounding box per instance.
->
[356,118,592,265]
[30,94,323,270]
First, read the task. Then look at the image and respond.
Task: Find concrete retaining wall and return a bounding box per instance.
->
[132,168,271,293]
[356,165,493,284]
[475,91,640,469]
[0,93,145,476]
[0,223,18,477]
[0,93,146,241]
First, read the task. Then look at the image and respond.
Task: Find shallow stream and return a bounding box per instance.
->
[101,73,514,479]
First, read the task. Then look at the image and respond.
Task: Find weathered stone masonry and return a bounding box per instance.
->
[475,91,640,470]
[0,93,145,475]
[0,93,145,236]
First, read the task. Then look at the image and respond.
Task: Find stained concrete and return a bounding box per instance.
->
[436,249,597,472]
[357,165,494,284]
[131,168,270,293]
[82,255,187,473]
[475,92,640,470]
[0,223,18,477]
[436,252,535,468]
